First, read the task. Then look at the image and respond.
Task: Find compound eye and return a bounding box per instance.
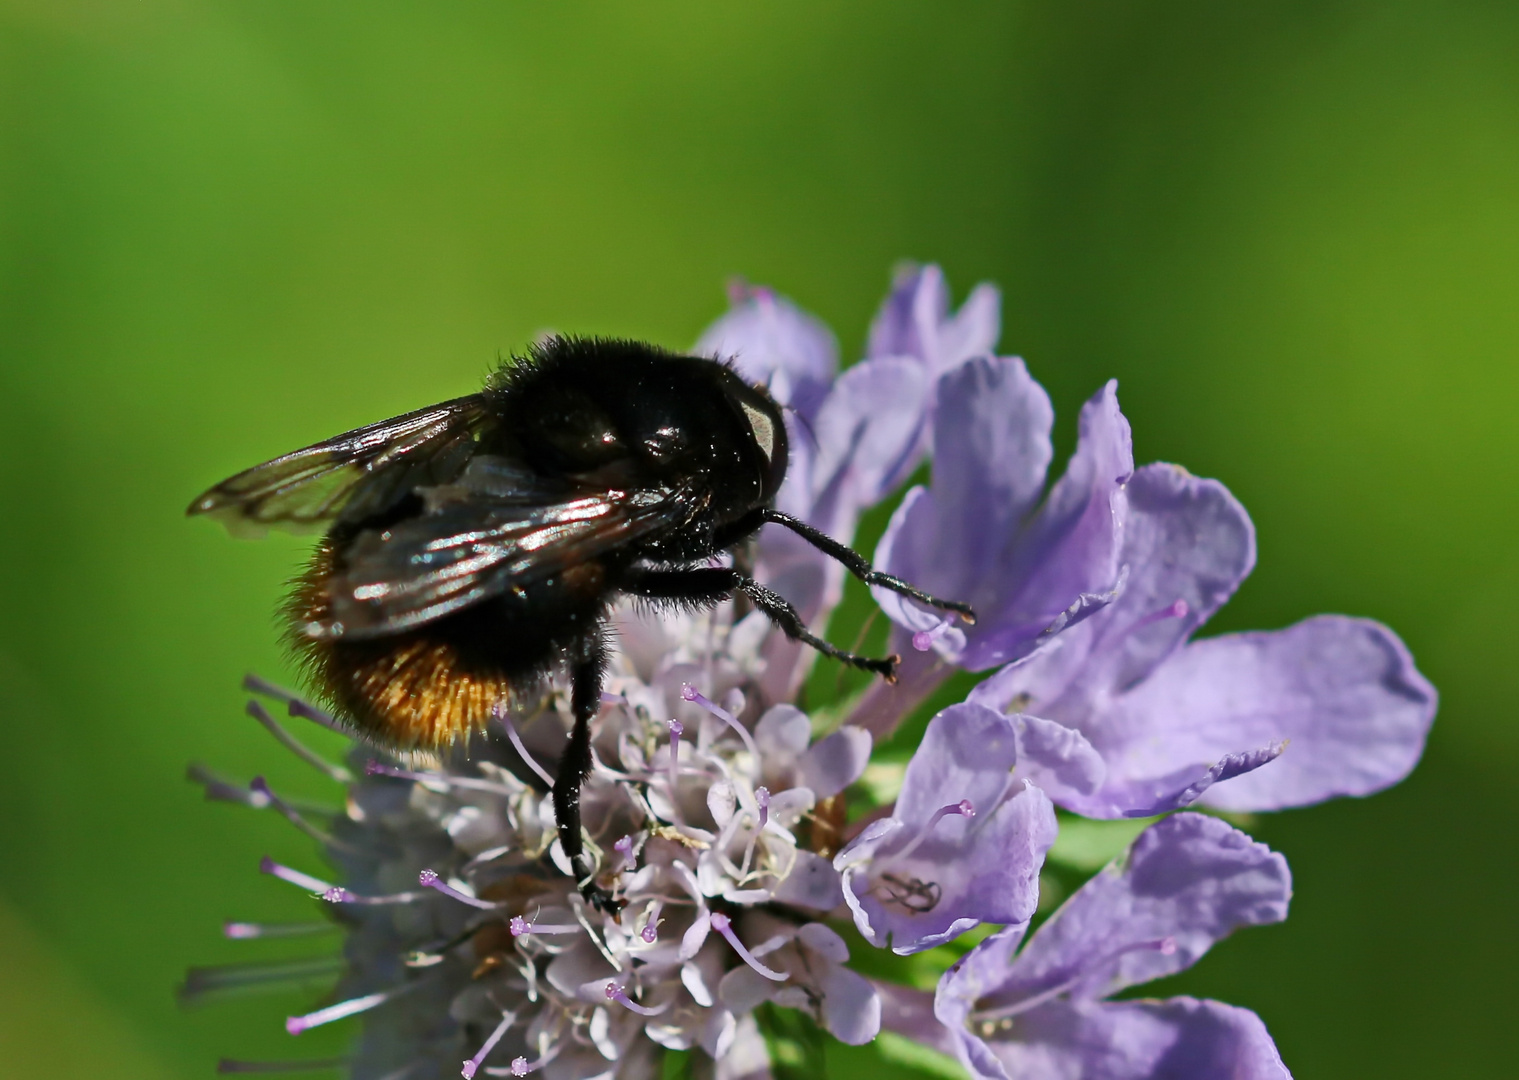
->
[740,400,776,464]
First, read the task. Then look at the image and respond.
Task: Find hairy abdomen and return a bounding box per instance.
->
[284,543,570,750]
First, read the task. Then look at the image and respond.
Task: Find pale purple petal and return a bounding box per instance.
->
[718,963,780,1015]
[769,850,844,910]
[1162,617,1435,812]
[958,381,1132,670]
[819,964,881,1046]
[894,702,1018,827]
[975,997,1292,1080]
[753,705,811,764]
[933,816,1291,1080]
[875,378,1130,672]
[872,357,1054,632]
[1037,615,1436,817]
[866,263,1001,375]
[1012,714,1107,802]
[932,923,1028,1080]
[798,726,872,800]
[693,283,837,420]
[1113,743,1287,819]
[806,356,932,531]
[752,357,930,682]
[975,464,1255,721]
[874,980,961,1058]
[987,814,1289,1003]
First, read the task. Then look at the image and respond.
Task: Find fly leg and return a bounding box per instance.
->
[622,566,898,681]
[553,631,620,914]
[757,509,976,623]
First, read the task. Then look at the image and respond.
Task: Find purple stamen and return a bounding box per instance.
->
[880,799,976,869]
[1121,598,1192,641]
[259,857,332,895]
[508,914,581,938]
[755,786,771,831]
[460,1011,516,1079]
[605,981,670,1016]
[499,715,555,788]
[418,869,500,910]
[708,912,788,982]
[223,921,332,940]
[244,699,352,782]
[319,884,427,906]
[249,777,339,848]
[911,618,956,653]
[286,982,413,1034]
[680,684,759,761]
[667,718,683,787]
[639,900,663,944]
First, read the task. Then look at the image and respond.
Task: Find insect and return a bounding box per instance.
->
[189,336,973,910]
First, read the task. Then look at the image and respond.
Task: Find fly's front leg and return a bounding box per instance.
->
[553,631,620,914]
[759,509,976,623]
[622,565,899,681]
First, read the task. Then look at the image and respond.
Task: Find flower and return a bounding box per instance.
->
[833,702,1056,955]
[697,267,1004,698]
[853,356,1132,732]
[966,463,1438,817]
[891,812,1294,1080]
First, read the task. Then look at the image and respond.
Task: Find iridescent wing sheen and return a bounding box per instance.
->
[311,471,699,639]
[186,395,492,536]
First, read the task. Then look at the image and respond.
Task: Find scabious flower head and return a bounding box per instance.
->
[207,600,887,1078]
[190,264,1429,1079]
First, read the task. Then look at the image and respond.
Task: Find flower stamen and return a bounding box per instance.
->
[499,714,555,788]
[223,921,333,940]
[708,912,788,982]
[667,718,684,789]
[285,981,420,1034]
[418,870,500,910]
[508,914,580,938]
[878,799,976,870]
[681,684,759,762]
[460,1011,517,1079]
[605,981,670,1016]
[911,618,956,653]
[245,699,352,782]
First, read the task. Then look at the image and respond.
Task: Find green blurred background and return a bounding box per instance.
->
[2,1,1515,1076]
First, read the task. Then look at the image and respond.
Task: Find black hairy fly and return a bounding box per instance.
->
[189,336,974,910]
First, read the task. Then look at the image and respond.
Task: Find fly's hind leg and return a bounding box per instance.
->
[552,631,621,914]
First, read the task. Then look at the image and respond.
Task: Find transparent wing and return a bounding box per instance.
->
[187,395,491,536]
[312,478,696,638]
